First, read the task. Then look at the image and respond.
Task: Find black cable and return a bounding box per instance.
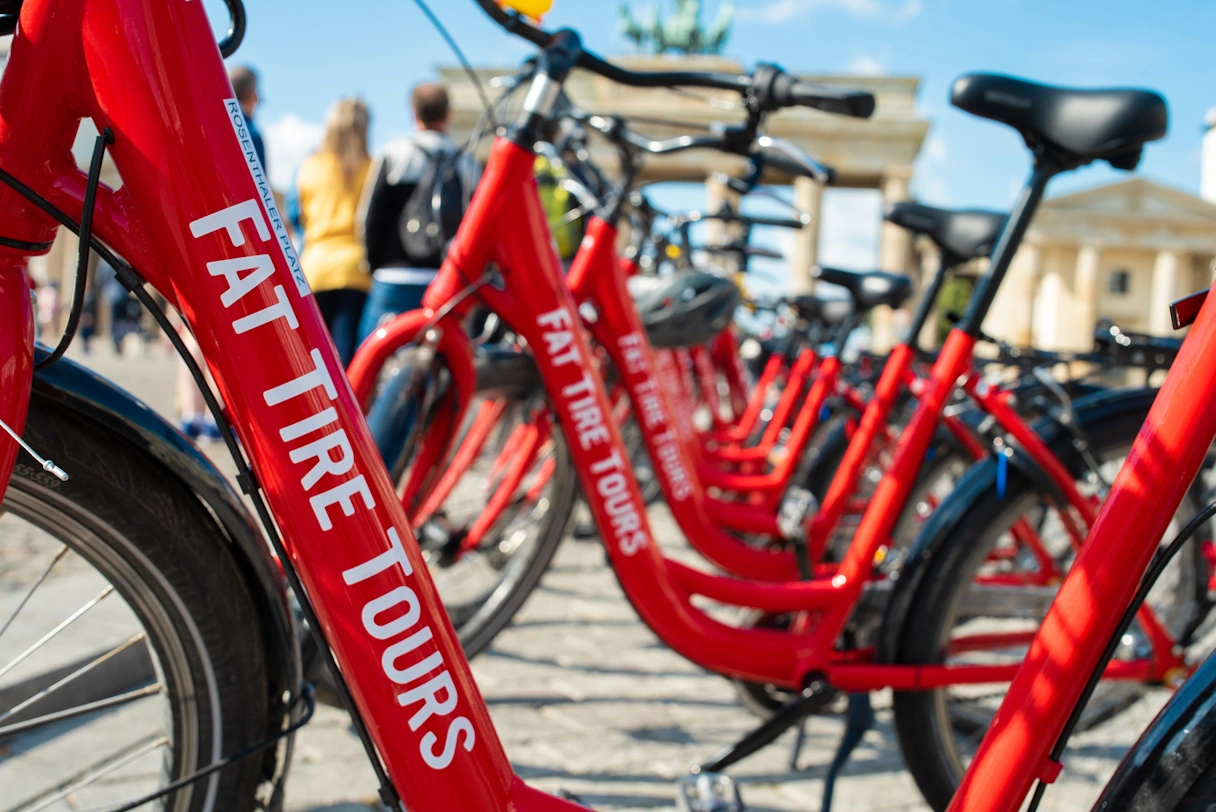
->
[1026,497,1216,812]
[120,276,403,811]
[411,0,493,117]
[109,686,315,812]
[34,128,112,372]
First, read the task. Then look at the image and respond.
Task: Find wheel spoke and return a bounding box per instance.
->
[0,586,115,681]
[13,734,170,812]
[0,634,147,724]
[0,546,69,643]
[0,682,163,738]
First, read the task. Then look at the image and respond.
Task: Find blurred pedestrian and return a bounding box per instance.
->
[360,82,480,342]
[35,281,61,345]
[228,65,266,168]
[296,97,373,365]
[95,258,143,355]
[171,64,266,440]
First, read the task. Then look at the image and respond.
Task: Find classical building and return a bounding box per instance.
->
[982,178,1216,350]
[441,55,929,348]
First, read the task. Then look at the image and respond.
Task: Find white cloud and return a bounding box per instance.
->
[924,133,948,162]
[263,114,324,194]
[737,0,921,25]
[893,0,924,23]
[847,53,887,75]
[911,133,949,203]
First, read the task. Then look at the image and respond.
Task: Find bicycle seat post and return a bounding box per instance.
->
[955,159,1059,338]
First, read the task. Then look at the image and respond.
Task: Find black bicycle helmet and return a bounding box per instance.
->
[627,271,743,349]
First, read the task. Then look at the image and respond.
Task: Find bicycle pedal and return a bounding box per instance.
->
[676,771,745,812]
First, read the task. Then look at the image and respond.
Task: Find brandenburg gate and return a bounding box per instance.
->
[441,55,929,349]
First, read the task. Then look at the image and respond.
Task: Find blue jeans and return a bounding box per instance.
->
[358,278,429,344]
[314,288,367,367]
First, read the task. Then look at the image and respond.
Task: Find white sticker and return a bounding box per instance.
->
[223,98,310,298]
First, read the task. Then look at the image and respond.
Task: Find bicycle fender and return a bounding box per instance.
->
[1093,648,1216,811]
[29,352,301,727]
[876,386,1160,664]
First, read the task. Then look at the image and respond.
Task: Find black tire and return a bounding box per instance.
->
[890,399,1205,812]
[1176,760,1216,812]
[395,394,577,660]
[441,408,577,658]
[3,403,270,811]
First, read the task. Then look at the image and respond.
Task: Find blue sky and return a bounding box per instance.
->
[204,0,1216,280]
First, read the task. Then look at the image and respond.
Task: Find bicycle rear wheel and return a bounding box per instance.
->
[369,354,576,658]
[1,403,270,811]
[890,398,1208,811]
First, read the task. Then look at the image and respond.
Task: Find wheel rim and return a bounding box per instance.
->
[409,397,562,634]
[0,481,214,812]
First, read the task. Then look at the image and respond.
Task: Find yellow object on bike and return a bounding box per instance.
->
[498,0,552,20]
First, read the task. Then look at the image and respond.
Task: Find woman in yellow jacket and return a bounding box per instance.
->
[295,97,373,364]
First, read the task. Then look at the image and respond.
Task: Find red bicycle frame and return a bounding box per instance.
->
[950,284,1216,811]
[0,3,571,809]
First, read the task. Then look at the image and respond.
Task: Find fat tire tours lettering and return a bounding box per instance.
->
[537,307,650,556]
[617,333,693,502]
[189,198,473,770]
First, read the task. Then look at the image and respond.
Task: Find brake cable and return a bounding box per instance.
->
[109,686,315,812]
[411,0,493,117]
[32,128,111,372]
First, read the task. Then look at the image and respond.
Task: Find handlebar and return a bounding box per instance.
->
[673,209,809,230]
[578,112,834,184]
[753,63,876,119]
[474,0,873,120]
[475,0,750,92]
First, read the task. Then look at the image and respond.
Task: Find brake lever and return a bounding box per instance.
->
[754,134,834,185]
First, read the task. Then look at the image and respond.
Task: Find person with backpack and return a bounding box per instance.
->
[359,82,481,343]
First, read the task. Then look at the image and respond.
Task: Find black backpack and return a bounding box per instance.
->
[399,145,466,267]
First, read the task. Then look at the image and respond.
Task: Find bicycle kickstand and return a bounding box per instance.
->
[820,692,875,812]
[698,677,829,775]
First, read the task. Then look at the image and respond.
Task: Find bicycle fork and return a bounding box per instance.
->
[0,256,35,506]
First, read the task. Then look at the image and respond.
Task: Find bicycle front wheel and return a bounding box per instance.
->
[1,403,271,812]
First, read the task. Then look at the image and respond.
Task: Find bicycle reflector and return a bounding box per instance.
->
[498,0,551,20]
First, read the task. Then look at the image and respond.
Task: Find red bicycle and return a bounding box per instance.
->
[349,38,1197,751]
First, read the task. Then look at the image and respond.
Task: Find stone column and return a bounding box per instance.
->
[1033,268,1063,349]
[916,244,942,350]
[788,176,824,294]
[1072,244,1101,349]
[988,242,1040,346]
[1149,249,1180,335]
[873,169,913,352]
[704,175,741,272]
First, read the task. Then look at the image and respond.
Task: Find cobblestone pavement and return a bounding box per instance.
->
[17,343,1165,812]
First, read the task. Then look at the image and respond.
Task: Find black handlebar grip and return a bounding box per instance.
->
[773,72,876,119]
